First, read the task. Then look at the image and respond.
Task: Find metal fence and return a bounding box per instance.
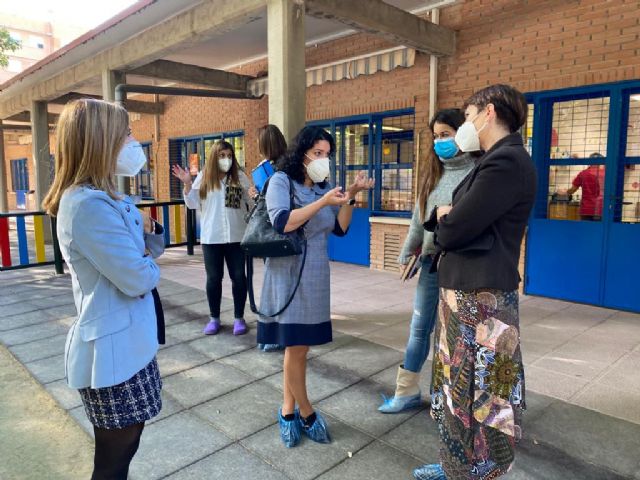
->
[0,200,198,273]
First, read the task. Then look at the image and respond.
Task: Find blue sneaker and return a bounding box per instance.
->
[278,409,301,448]
[378,392,422,413]
[299,411,331,444]
[413,463,446,480]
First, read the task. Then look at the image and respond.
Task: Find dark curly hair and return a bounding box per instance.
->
[277,126,335,184]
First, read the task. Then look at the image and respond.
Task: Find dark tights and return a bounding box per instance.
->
[91,422,145,480]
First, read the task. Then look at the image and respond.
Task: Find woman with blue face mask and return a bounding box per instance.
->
[378,109,476,414]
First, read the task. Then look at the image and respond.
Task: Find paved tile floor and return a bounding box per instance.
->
[1,247,640,479]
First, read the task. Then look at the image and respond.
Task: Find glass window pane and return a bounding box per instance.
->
[550,97,609,159]
[521,103,534,155]
[380,168,413,212]
[547,164,605,221]
[622,165,640,223]
[626,95,640,157]
[343,124,369,166]
[381,115,414,164]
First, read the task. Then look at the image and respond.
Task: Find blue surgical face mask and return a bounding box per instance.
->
[433,137,459,160]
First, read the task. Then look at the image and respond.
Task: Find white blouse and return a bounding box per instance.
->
[183,170,253,244]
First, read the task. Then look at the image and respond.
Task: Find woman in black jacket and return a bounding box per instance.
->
[415,84,537,480]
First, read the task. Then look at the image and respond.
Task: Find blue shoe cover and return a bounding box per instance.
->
[413,463,446,480]
[300,411,331,443]
[278,409,301,448]
[378,392,422,413]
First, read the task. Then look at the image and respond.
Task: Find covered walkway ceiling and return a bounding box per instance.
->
[0,0,456,120]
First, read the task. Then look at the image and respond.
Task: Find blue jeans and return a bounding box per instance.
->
[403,257,439,373]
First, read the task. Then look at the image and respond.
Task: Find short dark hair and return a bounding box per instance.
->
[429,108,465,132]
[464,84,528,133]
[258,124,287,162]
[277,126,335,184]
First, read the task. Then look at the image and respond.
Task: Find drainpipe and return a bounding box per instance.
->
[429,8,439,120]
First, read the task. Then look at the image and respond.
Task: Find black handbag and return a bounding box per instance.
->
[241,175,307,317]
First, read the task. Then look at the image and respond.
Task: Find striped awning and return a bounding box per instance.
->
[247,46,416,97]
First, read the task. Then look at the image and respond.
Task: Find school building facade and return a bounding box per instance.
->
[1,0,639,312]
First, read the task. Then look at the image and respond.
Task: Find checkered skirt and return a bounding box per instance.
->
[78,357,162,429]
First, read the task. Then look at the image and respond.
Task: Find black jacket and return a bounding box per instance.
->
[425,133,537,291]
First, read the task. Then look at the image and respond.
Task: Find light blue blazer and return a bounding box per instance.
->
[56,186,164,389]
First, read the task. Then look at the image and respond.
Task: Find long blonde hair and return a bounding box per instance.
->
[43,99,129,216]
[199,140,240,200]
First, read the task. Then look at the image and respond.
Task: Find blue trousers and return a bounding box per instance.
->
[403,257,439,373]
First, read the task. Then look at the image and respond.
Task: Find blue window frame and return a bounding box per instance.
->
[10,158,29,192]
[168,130,244,200]
[132,142,154,200]
[308,108,415,217]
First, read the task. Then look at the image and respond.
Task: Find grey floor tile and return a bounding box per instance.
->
[45,379,82,410]
[573,383,640,424]
[308,331,358,358]
[263,356,363,403]
[129,411,232,480]
[0,309,56,331]
[149,392,184,424]
[317,380,423,437]
[380,411,439,462]
[218,347,284,379]
[316,440,421,480]
[156,343,211,377]
[0,320,68,346]
[68,406,93,437]
[525,402,640,479]
[532,355,610,381]
[314,338,403,378]
[165,444,289,480]
[241,412,374,480]
[25,353,65,384]
[161,289,211,308]
[525,365,589,401]
[192,380,282,440]
[9,333,66,363]
[163,362,253,408]
[165,319,210,344]
[188,330,257,360]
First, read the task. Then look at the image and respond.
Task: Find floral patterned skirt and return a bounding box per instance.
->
[430,288,524,480]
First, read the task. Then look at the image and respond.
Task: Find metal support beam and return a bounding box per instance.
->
[31,101,52,214]
[7,111,58,124]
[305,0,456,56]
[130,60,253,92]
[102,71,129,193]
[123,99,165,115]
[268,0,306,143]
[0,121,8,213]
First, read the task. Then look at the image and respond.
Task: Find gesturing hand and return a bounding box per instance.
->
[322,187,349,207]
[437,205,453,222]
[347,171,375,199]
[171,165,192,184]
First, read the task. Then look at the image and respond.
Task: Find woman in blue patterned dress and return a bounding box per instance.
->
[257,126,374,447]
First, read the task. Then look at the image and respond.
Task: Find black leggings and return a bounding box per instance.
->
[92,422,144,480]
[202,242,247,318]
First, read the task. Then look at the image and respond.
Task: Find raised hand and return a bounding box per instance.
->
[347,171,375,198]
[171,165,192,184]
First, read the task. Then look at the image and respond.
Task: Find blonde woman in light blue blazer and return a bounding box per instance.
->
[43,99,164,480]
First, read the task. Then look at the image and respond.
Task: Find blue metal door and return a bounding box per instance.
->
[326,120,372,266]
[525,82,640,312]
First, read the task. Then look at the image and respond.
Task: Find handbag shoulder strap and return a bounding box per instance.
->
[246,244,307,318]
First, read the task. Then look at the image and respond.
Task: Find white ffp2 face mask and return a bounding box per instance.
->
[115,139,147,176]
[305,155,330,183]
[454,115,487,152]
[218,157,233,173]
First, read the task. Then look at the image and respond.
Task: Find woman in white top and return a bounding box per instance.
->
[172,140,253,336]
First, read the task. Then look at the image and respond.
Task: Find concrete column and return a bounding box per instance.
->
[267,0,306,143]
[32,101,51,209]
[0,122,8,213]
[102,70,129,193]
